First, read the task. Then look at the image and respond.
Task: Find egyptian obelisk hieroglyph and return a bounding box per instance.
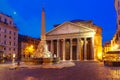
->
[34,8,52,58]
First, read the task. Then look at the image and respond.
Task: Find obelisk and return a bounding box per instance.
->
[41,7,46,43]
[34,8,52,58]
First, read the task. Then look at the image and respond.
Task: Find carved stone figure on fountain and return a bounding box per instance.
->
[34,40,52,58]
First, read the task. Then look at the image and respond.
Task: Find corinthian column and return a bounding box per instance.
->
[70,38,73,61]
[51,40,53,54]
[57,39,59,57]
[62,39,65,61]
[84,38,87,60]
[77,38,80,61]
[91,37,95,60]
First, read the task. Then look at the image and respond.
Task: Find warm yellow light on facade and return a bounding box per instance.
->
[13,53,16,58]
[111,44,119,51]
[24,45,35,57]
[97,52,102,60]
[28,45,34,53]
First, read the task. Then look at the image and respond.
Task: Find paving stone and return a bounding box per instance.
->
[0,61,120,80]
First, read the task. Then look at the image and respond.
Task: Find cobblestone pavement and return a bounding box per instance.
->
[0,61,120,80]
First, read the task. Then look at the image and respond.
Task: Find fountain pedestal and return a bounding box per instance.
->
[43,58,53,64]
[23,57,60,65]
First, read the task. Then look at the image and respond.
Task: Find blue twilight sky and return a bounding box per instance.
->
[0,0,116,44]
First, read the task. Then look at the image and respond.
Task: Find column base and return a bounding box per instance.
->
[62,59,66,61]
[94,58,98,61]
[84,59,88,61]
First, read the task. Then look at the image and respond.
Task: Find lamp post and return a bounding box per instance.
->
[12,53,16,66]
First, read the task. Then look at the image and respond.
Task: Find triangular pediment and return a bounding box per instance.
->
[46,22,95,35]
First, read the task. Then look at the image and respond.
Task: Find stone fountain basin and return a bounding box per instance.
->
[22,57,60,65]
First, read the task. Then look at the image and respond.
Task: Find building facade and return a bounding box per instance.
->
[46,20,102,61]
[104,0,120,52]
[18,34,39,58]
[114,0,120,46]
[0,13,18,57]
[115,0,120,31]
[103,41,111,54]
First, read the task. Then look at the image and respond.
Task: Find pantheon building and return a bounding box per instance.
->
[46,20,102,61]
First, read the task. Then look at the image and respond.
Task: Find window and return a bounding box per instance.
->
[4,29,7,33]
[9,48,11,51]
[118,9,120,15]
[14,42,16,46]
[119,20,120,25]
[118,20,120,25]
[119,32,120,37]
[14,32,16,36]
[4,18,7,24]
[14,37,16,40]
[4,35,6,38]
[13,48,15,51]
[9,21,12,25]
[4,41,6,45]
[4,48,6,50]
[9,36,11,39]
[9,31,11,34]
[9,42,11,45]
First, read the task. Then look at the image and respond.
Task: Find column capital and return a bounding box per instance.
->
[57,39,59,41]
[62,38,65,41]
[70,38,73,42]
[91,36,94,39]
[77,38,82,42]
[78,38,81,40]
[51,39,54,41]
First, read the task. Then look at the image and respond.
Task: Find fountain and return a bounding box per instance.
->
[23,8,59,64]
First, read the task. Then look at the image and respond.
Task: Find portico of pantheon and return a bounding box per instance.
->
[46,20,102,61]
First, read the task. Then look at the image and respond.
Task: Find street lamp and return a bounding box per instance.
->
[12,53,16,66]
